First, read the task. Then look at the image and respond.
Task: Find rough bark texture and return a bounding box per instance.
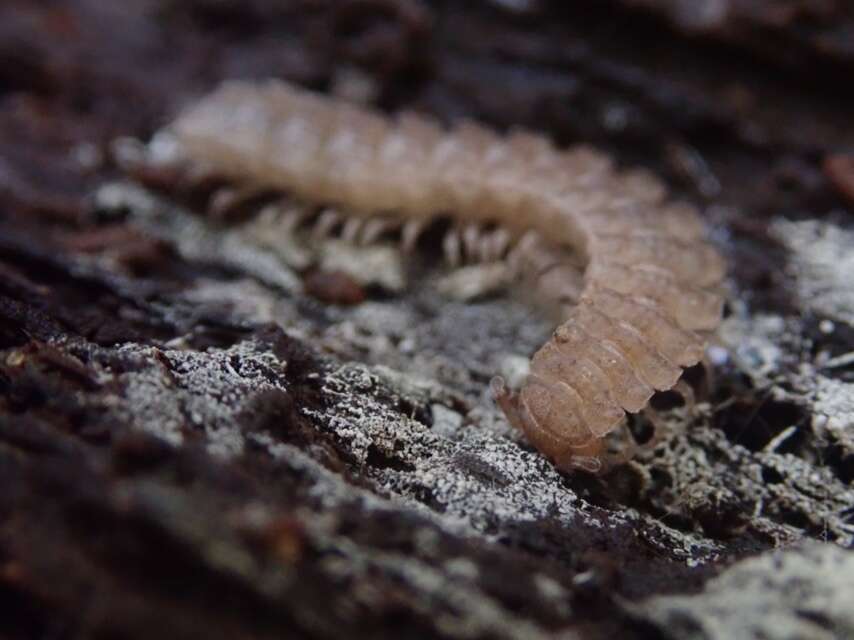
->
[1,2,853,639]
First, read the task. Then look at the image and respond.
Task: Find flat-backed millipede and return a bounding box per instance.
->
[123,80,726,473]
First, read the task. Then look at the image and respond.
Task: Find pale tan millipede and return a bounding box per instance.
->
[128,80,726,473]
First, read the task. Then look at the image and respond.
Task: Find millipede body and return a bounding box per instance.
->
[139,80,726,473]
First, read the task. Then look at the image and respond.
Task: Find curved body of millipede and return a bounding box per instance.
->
[136,80,726,473]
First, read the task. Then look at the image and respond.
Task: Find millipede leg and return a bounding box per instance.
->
[566,455,603,474]
[590,421,639,474]
[443,228,462,266]
[401,219,427,253]
[462,224,482,263]
[484,227,511,263]
[312,208,342,240]
[506,230,542,275]
[278,203,311,233]
[490,376,526,435]
[673,379,696,413]
[341,217,363,243]
[360,217,397,245]
[208,185,269,219]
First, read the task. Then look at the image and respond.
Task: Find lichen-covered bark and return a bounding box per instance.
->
[635,541,854,640]
[1,2,853,639]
